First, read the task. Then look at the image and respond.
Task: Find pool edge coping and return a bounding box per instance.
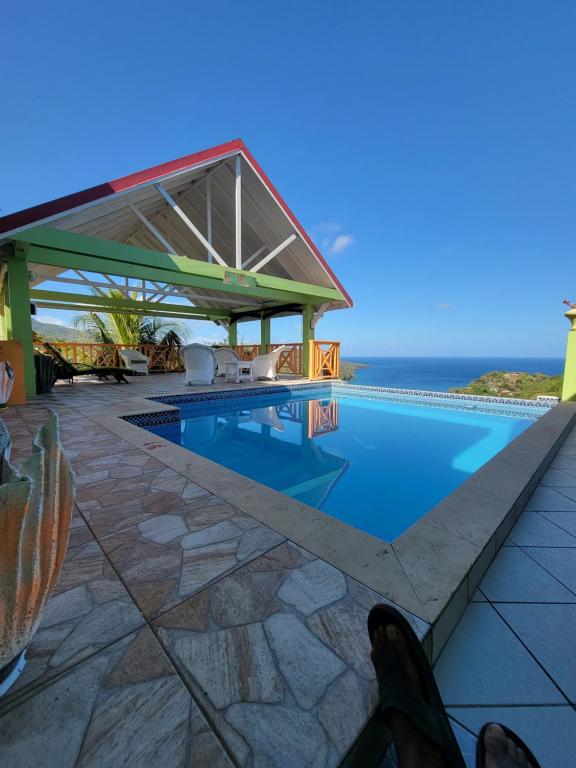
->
[87,386,576,663]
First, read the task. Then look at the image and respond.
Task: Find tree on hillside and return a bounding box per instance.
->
[73,289,188,348]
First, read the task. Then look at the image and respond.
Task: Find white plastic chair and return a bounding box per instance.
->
[119,349,150,375]
[252,345,289,381]
[214,347,242,377]
[181,343,216,385]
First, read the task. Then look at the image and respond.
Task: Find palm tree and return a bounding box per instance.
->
[74,289,188,350]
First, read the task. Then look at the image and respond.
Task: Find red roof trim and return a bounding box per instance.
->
[0,139,243,237]
[0,138,352,306]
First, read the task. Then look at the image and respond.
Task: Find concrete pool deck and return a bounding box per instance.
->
[0,373,575,766]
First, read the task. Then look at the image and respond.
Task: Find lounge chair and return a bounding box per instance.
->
[42,342,131,384]
[181,343,216,385]
[214,347,242,377]
[119,348,150,375]
[252,345,289,380]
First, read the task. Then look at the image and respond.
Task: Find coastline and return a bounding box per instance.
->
[340,356,564,397]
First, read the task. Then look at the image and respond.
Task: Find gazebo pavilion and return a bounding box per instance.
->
[0,139,352,397]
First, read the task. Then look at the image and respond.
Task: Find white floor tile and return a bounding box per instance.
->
[523,547,576,595]
[509,513,576,547]
[434,604,564,706]
[538,511,576,539]
[526,487,576,512]
[541,469,576,487]
[479,547,576,603]
[497,603,576,702]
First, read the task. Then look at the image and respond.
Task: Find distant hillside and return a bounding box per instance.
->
[340,361,367,381]
[451,371,562,400]
[32,319,80,342]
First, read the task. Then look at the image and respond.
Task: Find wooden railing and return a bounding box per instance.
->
[42,342,184,372]
[234,344,304,376]
[308,400,339,437]
[234,345,262,362]
[270,344,304,376]
[309,341,341,380]
[42,339,340,379]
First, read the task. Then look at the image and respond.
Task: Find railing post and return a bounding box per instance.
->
[334,342,340,379]
[562,308,576,400]
[302,305,315,378]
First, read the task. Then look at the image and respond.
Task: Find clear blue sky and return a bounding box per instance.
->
[2,1,575,357]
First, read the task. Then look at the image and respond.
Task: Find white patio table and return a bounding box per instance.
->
[224,360,253,384]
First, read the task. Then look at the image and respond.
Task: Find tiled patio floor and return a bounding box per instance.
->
[0,375,427,767]
[437,433,576,768]
[1,374,575,767]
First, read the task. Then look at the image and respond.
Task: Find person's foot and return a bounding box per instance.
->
[483,723,536,768]
[371,624,447,768]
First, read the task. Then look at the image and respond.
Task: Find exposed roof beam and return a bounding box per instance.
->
[122,163,225,247]
[250,234,297,273]
[19,228,346,305]
[32,272,250,307]
[230,302,303,321]
[206,174,213,264]
[72,269,106,297]
[235,155,242,269]
[128,203,177,254]
[242,245,267,270]
[205,169,268,267]
[33,301,218,322]
[132,188,229,329]
[153,183,227,267]
[29,289,229,318]
[33,273,132,293]
[147,279,257,307]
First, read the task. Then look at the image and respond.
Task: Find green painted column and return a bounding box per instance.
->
[562,308,576,400]
[302,305,315,378]
[5,246,36,397]
[260,316,271,354]
[228,320,238,347]
[0,283,7,340]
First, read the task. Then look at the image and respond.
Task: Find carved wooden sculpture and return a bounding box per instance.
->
[0,411,74,695]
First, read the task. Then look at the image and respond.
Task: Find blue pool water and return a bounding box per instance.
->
[147,388,543,540]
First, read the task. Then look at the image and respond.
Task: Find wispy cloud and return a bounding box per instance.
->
[311,222,355,256]
[330,234,354,254]
[435,303,451,310]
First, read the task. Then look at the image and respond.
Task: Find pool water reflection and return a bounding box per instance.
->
[148,390,535,540]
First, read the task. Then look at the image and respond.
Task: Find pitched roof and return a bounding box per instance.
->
[0,139,352,308]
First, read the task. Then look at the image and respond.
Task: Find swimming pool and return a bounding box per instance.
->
[142,385,549,540]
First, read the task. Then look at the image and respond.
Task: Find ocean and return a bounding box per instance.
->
[341,357,564,392]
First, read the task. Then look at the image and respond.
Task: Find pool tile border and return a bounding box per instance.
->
[120,381,551,429]
[334,382,552,409]
[122,409,181,427]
